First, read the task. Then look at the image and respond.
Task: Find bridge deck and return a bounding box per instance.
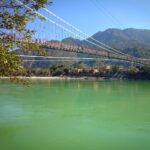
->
[41,43,150,67]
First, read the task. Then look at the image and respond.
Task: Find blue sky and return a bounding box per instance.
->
[30,0,150,39]
[49,0,150,34]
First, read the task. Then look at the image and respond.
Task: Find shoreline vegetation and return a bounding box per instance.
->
[0,64,150,80]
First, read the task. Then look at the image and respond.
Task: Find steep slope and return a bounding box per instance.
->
[63,28,150,58]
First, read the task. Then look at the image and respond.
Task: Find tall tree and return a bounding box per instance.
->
[0,0,51,77]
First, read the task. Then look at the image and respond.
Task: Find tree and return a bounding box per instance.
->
[0,0,51,77]
[111,65,119,73]
[128,66,137,75]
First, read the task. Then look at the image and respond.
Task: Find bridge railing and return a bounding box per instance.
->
[14,40,149,66]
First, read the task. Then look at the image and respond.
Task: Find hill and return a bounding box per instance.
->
[62,28,150,58]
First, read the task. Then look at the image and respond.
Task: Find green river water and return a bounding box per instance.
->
[0,80,150,150]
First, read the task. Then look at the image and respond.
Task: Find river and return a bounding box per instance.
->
[0,80,150,150]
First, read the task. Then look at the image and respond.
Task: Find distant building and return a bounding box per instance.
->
[90,68,99,74]
[93,68,99,73]
[75,68,83,73]
[78,69,83,73]
[106,65,111,71]
[119,66,124,71]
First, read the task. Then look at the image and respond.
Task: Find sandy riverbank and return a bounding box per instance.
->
[0,76,108,80]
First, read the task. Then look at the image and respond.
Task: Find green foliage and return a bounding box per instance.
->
[0,0,51,77]
[128,67,137,75]
[0,46,24,76]
[49,65,70,76]
[139,66,150,73]
[111,65,119,73]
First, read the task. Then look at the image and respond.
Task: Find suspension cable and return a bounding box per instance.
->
[15,0,126,56]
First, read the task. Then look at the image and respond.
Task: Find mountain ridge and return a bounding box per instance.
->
[62,28,150,58]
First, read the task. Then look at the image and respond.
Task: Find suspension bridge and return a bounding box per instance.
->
[12,0,150,67]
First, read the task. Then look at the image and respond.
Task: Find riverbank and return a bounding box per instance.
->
[0,76,111,81]
[23,65,150,80]
[0,76,149,81]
